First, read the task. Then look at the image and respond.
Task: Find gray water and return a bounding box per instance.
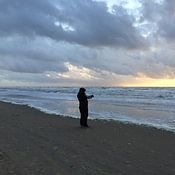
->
[0,87,175,132]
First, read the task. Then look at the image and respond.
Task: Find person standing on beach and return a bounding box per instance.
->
[77,88,94,127]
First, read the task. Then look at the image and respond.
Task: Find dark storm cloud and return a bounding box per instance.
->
[139,0,163,22]
[1,0,175,86]
[0,0,146,48]
[0,37,68,73]
[158,0,175,39]
[0,0,147,76]
[140,0,175,40]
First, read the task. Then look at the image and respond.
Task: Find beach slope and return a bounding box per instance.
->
[0,101,175,175]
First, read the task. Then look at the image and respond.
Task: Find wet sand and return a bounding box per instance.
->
[0,101,175,175]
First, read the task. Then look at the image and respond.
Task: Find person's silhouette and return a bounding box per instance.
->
[77,88,94,127]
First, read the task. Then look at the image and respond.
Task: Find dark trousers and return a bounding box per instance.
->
[79,107,88,126]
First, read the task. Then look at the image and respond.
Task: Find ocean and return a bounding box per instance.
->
[0,87,175,132]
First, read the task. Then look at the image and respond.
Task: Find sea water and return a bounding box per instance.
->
[0,87,175,132]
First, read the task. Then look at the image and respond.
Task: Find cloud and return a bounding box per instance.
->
[140,0,175,40]
[0,34,175,83]
[0,36,68,73]
[0,0,175,87]
[0,0,146,48]
[158,0,175,39]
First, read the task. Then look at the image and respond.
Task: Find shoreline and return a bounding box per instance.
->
[1,100,175,134]
[0,101,175,174]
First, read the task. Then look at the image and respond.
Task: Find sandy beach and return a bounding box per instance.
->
[0,101,175,175]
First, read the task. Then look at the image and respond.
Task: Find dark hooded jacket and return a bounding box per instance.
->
[77,88,88,109]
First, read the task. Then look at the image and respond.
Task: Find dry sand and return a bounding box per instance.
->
[0,101,175,175]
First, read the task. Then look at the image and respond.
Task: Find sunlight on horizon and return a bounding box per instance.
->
[122,77,175,87]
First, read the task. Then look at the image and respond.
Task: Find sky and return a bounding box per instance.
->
[0,0,175,87]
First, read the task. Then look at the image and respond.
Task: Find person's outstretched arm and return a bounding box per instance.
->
[87,95,94,99]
